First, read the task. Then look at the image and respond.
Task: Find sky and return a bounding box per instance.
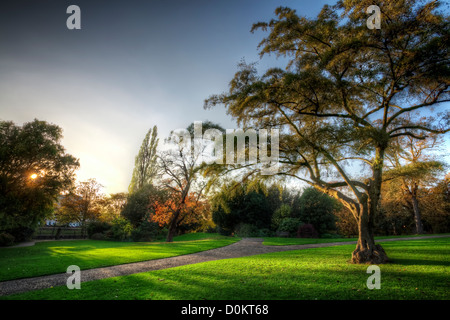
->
[0,0,448,194]
[0,0,332,194]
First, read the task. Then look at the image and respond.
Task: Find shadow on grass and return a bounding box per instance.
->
[388,258,450,267]
[0,238,239,282]
[4,246,449,300]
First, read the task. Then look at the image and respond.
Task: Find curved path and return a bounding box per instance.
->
[0,235,448,297]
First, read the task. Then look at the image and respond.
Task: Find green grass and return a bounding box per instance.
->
[0,233,239,282]
[172,232,233,242]
[262,233,449,246]
[262,237,356,246]
[3,237,449,300]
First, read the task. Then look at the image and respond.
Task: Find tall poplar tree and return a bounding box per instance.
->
[128,126,159,194]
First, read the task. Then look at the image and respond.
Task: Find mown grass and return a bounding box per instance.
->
[262,233,449,246]
[3,237,449,300]
[0,233,239,282]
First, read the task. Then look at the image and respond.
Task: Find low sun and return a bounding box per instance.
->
[30,174,38,179]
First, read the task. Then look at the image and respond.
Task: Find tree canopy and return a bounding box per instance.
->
[0,119,79,242]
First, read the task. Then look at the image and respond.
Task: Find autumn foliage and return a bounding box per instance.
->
[150,192,209,229]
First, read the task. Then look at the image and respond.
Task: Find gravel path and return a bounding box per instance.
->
[1,235,448,297]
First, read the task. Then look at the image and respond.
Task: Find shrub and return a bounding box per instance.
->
[0,232,15,246]
[271,204,293,230]
[297,223,319,238]
[8,226,35,243]
[131,221,160,242]
[236,223,259,237]
[90,233,107,241]
[87,221,111,238]
[110,217,133,241]
[258,228,275,237]
[217,226,233,236]
[277,218,303,237]
[204,225,217,233]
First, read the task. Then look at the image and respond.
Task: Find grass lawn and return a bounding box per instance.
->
[262,233,450,246]
[3,237,449,300]
[0,233,239,282]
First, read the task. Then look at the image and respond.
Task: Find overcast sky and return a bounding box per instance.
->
[1,0,448,194]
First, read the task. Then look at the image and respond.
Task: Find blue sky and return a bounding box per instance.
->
[0,0,448,194]
[0,0,332,193]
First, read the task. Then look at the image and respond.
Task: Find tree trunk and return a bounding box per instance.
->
[351,155,389,264]
[166,223,177,242]
[166,210,180,242]
[411,195,424,234]
[351,209,389,264]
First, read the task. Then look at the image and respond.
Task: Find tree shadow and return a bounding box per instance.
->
[388,258,450,267]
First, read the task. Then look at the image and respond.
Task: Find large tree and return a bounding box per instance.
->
[158,121,224,242]
[205,1,449,263]
[0,119,79,242]
[128,125,159,194]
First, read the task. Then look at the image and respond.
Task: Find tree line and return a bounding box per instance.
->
[2,117,447,249]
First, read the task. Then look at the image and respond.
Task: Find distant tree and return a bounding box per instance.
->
[0,119,79,242]
[150,191,210,233]
[129,126,159,194]
[205,1,449,263]
[158,121,224,242]
[56,179,103,236]
[383,133,446,234]
[271,203,293,231]
[420,174,450,233]
[211,180,272,235]
[121,184,163,227]
[298,187,339,235]
[334,207,359,237]
[98,192,128,222]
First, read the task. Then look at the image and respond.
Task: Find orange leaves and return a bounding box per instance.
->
[150,193,208,227]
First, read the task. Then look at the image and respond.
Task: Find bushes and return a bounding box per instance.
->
[0,232,15,247]
[236,223,259,237]
[257,228,275,237]
[277,218,303,237]
[109,218,133,241]
[87,221,112,238]
[87,218,132,241]
[131,221,162,242]
[271,204,292,231]
[90,233,107,241]
[87,218,168,242]
[7,226,35,243]
[297,224,319,238]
